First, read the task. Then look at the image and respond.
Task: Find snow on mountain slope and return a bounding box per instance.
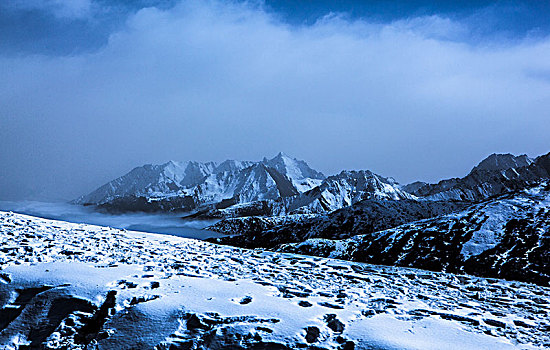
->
[74,160,218,205]
[75,154,420,218]
[471,153,533,173]
[75,154,325,213]
[204,169,417,218]
[407,152,550,201]
[262,152,325,192]
[210,199,468,248]
[0,211,548,349]
[193,163,282,204]
[277,183,550,286]
[284,170,416,214]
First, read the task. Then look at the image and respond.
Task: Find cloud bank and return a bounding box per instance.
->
[1,0,550,200]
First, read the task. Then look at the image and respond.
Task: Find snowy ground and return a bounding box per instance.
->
[0,211,549,349]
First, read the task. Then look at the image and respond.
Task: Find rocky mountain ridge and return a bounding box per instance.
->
[209,199,468,248]
[75,153,412,217]
[276,183,550,286]
[75,151,550,220]
[403,152,550,201]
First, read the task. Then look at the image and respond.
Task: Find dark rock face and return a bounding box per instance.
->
[97,195,197,213]
[206,214,317,235]
[209,199,468,249]
[0,285,98,349]
[471,153,533,173]
[75,290,117,345]
[407,152,550,201]
[463,214,550,285]
[304,326,320,343]
[278,185,550,286]
[184,200,279,219]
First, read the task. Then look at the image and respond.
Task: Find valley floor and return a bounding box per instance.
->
[0,211,549,349]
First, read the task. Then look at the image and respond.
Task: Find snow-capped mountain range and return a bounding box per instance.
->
[75,153,323,206]
[75,153,412,216]
[75,151,550,218]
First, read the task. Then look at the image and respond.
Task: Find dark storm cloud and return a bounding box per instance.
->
[1,0,550,200]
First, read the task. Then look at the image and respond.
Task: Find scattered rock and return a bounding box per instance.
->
[240,296,253,305]
[304,326,320,343]
[484,318,507,328]
[324,314,345,333]
[318,302,344,309]
[186,314,210,330]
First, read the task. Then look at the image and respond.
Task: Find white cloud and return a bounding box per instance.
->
[1,0,550,199]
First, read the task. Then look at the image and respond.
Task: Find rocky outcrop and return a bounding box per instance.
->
[209,199,468,248]
[406,152,550,201]
[277,184,550,286]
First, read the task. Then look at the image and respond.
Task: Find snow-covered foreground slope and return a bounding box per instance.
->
[1,212,549,349]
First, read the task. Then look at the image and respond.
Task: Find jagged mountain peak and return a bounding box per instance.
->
[262,153,324,177]
[407,152,548,201]
[402,181,429,194]
[260,153,325,193]
[158,160,217,188]
[331,169,399,186]
[75,154,328,209]
[214,159,255,173]
[471,153,533,173]
[335,169,375,177]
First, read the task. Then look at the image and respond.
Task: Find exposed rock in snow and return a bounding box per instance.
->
[277,183,550,286]
[1,211,548,349]
[206,214,318,235]
[401,181,429,194]
[209,199,468,248]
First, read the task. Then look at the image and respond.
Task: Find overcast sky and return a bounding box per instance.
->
[1,0,550,201]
